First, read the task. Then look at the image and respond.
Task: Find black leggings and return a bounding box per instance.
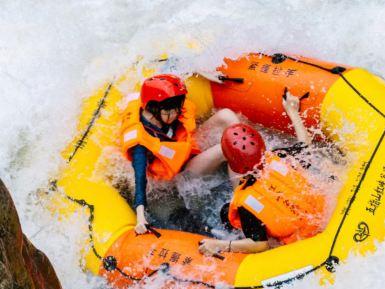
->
[220,203,267,242]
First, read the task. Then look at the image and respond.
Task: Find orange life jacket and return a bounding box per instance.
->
[120,93,199,180]
[228,153,325,244]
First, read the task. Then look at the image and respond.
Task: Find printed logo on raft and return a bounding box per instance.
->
[365,166,385,216]
[248,61,297,78]
[353,222,370,243]
[148,248,194,266]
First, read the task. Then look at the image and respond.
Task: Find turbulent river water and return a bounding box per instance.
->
[1,1,385,288]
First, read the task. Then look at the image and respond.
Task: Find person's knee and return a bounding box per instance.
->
[216,108,239,127]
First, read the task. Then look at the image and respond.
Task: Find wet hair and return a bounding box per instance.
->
[145,94,186,121]
[220,203,232,230]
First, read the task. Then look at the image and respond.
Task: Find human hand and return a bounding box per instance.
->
[135,221,149,234]
[135,205,149,234]
[282,88,312,144]
[282,89,300,114]
[198,239,227,256]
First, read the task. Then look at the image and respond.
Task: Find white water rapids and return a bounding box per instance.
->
[1,1,385,288]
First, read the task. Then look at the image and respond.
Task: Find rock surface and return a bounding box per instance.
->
[0,179,62,289]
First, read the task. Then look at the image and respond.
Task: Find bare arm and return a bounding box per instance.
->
[135,205,148,234]
[227,238,269,253]
[199,238,269,256]
[282,90,312,145]
[131,145,149,234]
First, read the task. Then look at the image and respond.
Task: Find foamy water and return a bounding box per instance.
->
[1,1,385,288]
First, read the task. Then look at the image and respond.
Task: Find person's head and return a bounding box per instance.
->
[221,123,266,174]
[141,74,187,124]
[146,95,186,124]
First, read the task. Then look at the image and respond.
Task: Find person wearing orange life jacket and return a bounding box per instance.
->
[199,90,326,256]
[121,74,240,235]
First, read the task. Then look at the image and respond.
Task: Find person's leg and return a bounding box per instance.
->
[200,108,240,134]
[228,165,242,189]
[184,109,240,176]
[184,144,224,175]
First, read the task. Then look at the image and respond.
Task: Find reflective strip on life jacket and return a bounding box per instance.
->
[159,145,176,159]
[123,129,138,143]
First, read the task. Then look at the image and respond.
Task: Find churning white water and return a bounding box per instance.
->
[1,1,385,288]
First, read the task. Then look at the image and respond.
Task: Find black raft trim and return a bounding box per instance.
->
[67,82,112,162]
[66,196,142,282]
[328,128,385,256]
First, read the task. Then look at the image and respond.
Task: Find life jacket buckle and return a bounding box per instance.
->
[240,174,257,189]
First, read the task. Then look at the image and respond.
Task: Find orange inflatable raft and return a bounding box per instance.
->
[55,52,385,288]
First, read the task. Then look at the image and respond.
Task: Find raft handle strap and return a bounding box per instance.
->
[218,75,244,84]
[198,241,225,261]
[213,253,225,260]
[300,92,310,100]
[145,224,162,238]
[282,87,310,101]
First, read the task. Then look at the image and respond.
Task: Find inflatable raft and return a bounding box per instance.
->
[55,53,385,288]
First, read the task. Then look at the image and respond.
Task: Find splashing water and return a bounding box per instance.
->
[1,1,385,288]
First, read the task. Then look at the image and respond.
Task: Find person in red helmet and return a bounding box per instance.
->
[121,74,240,234]
[199,91,326,256]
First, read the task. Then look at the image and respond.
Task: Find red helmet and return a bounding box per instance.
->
[140,74,187,107]
[221,124,266,174]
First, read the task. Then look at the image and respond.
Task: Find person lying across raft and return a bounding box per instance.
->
[120,74,239,234]
[199,90,326,256]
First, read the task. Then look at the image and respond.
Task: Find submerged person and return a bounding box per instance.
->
[120,74,239,234]
[199,90,326,256]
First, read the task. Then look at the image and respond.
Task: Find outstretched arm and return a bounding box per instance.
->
[282,89,312,145]
[131,145,149,234]
[199,238,269,256]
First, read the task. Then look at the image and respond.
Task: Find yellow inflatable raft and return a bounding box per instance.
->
[54,53,385,288]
